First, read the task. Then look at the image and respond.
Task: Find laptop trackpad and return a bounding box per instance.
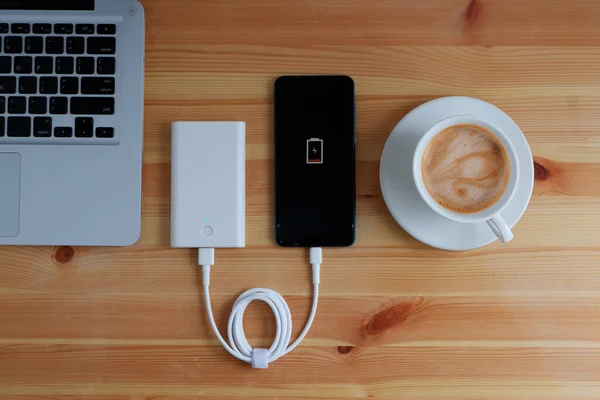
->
[0,153,21,237]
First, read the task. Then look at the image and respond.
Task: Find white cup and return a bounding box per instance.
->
[412,116,520,243]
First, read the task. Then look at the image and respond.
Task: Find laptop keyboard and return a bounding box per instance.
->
[0,22,116,140]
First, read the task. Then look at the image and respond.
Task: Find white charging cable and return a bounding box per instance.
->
[199,247,322,368]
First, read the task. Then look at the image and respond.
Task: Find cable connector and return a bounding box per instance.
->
[199,248,215,266]
[199,248,215,286]
[310,247,322,285]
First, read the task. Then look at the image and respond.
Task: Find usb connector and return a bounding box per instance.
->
[310,247,322,285]
[199,247,215,266]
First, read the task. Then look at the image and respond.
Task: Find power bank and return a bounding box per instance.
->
[171,122,245,248]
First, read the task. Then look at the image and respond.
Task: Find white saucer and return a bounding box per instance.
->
[380,96,534,251]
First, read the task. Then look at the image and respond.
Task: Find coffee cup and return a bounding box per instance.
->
[412,115,520,243]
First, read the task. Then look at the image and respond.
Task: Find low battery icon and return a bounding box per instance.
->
[307,138,323,164]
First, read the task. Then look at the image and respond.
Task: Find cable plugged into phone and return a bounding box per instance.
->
[200,247,322,368]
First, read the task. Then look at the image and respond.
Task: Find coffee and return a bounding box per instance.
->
[421,124,510,214]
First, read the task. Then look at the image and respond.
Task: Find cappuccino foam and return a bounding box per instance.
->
[421,124,510,214]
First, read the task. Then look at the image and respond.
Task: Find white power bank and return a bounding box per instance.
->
[171,122,245,248]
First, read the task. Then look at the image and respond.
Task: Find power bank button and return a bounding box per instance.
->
[202,226,213,236]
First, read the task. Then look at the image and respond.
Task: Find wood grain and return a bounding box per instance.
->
[3,0,600,398]
[143,0,600,46]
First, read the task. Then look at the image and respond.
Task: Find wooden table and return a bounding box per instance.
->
[2,0,600,398]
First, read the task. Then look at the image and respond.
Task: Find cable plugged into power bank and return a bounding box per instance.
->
[200,247,321,369]
[171,121,322,368]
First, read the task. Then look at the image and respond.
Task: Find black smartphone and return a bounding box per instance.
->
[274,75,356,247]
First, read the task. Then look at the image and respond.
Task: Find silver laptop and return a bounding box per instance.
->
[0,0,145,246]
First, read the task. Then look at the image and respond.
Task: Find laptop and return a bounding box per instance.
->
[0,0,145,246]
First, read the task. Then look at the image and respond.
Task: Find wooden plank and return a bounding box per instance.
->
[144,47,600,99]
[2,397,358,400]
[1,345,600,398]
[141,0,600,46]
[4,395,600,400]
[1,247,600,296]
[2,295,600,345]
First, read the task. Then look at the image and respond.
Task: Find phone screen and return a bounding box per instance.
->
[274,76,355,247]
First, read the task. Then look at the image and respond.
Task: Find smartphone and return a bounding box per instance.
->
[274,75,356,247]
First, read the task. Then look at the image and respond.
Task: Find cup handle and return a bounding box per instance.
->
[486,215,514,243]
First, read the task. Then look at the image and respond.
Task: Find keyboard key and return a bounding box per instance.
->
[0,24,8,34]
[25,36,44,54]
[54,24,73,34]
[34,117,52,137]
[96,127,114,138]
[87,37,115,54]
[76,57,94,74]
[0,56,11,74]
[7,117,31,137]
[50,97,68,114]
[29,97,47,114]
[40,77,58,94]
[54,127,73,137]
[8,97,26,114]
[66,37,85,54]
[97,24,116,35]
[46,37,64,54]
[0,77,17,94]
[18,76,37,94]
[14,57,33,74]
[33,24,52,34]
[0,97,4,113]
[35,56,53,74]
[0,117,4,137]
[4,37,23,54]
[75,117,93,137]
[56,57,74,74]
[82,77,115,95]
[11,24,30,34]
[60,77,78,94]
[76,24,95,34]
[71,97,114,115]
[97,57,116,75]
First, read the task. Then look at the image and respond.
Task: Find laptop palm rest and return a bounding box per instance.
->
[0,153,21,237]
